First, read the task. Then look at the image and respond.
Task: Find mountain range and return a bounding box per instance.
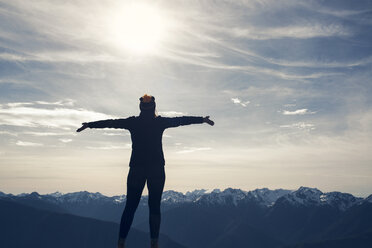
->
[1,187,371,248]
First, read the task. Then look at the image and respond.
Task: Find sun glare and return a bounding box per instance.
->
[108,3,168,54]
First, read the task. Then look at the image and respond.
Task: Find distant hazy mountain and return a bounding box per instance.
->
[1,187,371,248]
[0,199,185,248]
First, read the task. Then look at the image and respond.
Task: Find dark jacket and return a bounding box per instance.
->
[87,116,203,167]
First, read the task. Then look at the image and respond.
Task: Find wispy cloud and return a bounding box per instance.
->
[231,98,250,107]
[162,48,341,80]
[208,42,372,69]
[23,131,74,136]
[5,102,34,107]
[3,100,75,108]
[86,144,131,150]
[59,138,73,143]
[263,56,372,69]
[282,109,316,115]
[0,101,115,129]
[0,51,124,64]
[228,24,350,40]
[102,132,128,136]
[16,141,43,147]
[176,147,212,154]
[158,111,187,117]
[280,122,315,130]
[35,99,75,106]
[0,131,18,136]
[310,4,372,18]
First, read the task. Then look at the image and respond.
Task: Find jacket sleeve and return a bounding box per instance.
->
[87,116,135,130]
[162,116,204,129]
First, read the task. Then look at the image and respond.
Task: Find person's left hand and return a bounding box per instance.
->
[203,116,214,126]
[76,122,89,132]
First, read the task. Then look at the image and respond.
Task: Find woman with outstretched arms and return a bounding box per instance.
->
[77,94,214,248]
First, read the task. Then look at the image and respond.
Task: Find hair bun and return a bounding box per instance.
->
[140,94,155,103]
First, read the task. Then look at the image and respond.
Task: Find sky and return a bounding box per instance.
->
[0,0,372,197]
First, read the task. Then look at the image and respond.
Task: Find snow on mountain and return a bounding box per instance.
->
[16,193,28,197]
[47,191,109,204]
[278,187,323,206]
[276,187,363,210]
[320,192,363,211]
[197,188,247,206]
[364,194,372,203]
[47,191,63,198]
[185,189,207,202]
[205,189,221,194]
[246,188,293,207]
[112,195,126,204]
[161,190,188,204]
[7,191,125,205]
[27,192,42,199]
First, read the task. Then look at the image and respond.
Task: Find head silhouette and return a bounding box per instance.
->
[139,94,156,117]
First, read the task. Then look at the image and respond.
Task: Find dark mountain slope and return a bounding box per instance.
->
[263,203,342,244]
[0,199,185,248]
[322,202,372,239]
[137,203,281,248]
[208,217,283,248]
[284,231,372,248]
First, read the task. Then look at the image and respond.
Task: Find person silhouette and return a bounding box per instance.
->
[76,94,214,248]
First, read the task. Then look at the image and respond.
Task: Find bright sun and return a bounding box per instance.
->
[109,3,168,54]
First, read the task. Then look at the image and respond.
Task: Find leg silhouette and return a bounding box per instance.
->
[147,167,165,247]
[118,168,146,244]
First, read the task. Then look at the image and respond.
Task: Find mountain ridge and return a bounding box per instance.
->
[1,186,369,211]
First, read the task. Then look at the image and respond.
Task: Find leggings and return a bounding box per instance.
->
[118,166,165,240]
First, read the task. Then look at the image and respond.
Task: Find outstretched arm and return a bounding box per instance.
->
[162,116,214,129]
[76,117,134,132]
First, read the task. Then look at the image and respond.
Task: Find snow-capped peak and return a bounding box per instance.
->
[205,189,221,194]
[247,188,292,207]
[161,190,187,203]
[197,188,247,206]
[276,187,362,211]
[59,191,106,203]
[320,192,363,211]
[277,187,323,206]
[185,189,207,196]
[47,191,63,197]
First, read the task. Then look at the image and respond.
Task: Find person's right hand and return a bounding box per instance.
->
[203,116,214,126]
[76,122,89,132]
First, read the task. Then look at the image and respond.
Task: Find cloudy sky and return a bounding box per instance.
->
[1,0,372,196]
